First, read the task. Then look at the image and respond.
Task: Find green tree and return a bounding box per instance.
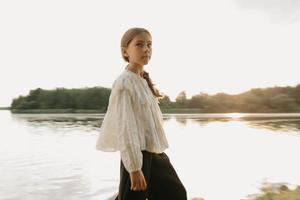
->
[175,90,188,108]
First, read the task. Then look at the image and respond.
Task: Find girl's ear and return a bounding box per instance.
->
[121,47,128,57]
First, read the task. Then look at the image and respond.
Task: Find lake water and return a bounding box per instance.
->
[1,110,300,200]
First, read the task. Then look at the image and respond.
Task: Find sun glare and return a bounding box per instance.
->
[224,113,246,119]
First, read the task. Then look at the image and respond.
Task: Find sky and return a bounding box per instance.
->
[1,0,300,107]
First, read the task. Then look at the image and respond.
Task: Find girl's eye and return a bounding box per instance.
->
[136,43,152,48]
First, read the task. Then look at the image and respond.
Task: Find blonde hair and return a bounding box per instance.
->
[120,27,163,99]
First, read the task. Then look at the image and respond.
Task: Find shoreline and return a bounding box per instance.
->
[7,108,300,114]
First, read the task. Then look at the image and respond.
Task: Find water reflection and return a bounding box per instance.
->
[174,113,300,133]
[244,119,300,133]
[10,113,300,134]
[10,113,103,132]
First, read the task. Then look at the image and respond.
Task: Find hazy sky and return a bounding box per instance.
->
[1,0,300,107]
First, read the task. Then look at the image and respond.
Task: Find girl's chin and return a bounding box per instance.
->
[142,59,150,64]
[134,59,150,66]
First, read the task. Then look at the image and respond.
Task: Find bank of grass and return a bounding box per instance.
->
[249,184,300,200]
[10,108,204,114]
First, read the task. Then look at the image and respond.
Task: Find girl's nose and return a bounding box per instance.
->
[144,46,151,52]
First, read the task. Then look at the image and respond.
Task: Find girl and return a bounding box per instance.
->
[96,27,187,200]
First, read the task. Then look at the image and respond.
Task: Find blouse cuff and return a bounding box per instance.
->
[120,147,143,173]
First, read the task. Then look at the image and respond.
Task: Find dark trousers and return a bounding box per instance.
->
[115,150,187,200]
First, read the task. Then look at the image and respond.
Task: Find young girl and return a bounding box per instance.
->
[96,27,187,200]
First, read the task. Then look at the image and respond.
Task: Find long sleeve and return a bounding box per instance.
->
[112,80,143,173]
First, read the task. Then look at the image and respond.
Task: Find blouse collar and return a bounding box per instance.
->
[124,65,146,82]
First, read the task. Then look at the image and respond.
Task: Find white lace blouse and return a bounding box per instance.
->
[95,66,169,173]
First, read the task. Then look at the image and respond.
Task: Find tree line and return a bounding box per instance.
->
[11,84,300,113]
[11,87,111,110]
[168,84,300,112]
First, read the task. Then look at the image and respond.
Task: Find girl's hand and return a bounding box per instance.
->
[129,170,147,191]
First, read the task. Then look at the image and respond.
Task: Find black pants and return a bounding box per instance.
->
[115,150,187,200]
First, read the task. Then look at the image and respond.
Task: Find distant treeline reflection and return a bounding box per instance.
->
[11,84,300,113]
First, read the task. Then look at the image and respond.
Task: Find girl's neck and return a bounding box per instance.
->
[127,63,144,77]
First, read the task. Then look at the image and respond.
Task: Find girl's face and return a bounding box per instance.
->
[123,32,152,67]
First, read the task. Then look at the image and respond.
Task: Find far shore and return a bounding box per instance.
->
[5,108,300,114]
[9,108,204,114]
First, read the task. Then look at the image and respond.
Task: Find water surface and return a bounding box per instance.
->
[1,111,300,200]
